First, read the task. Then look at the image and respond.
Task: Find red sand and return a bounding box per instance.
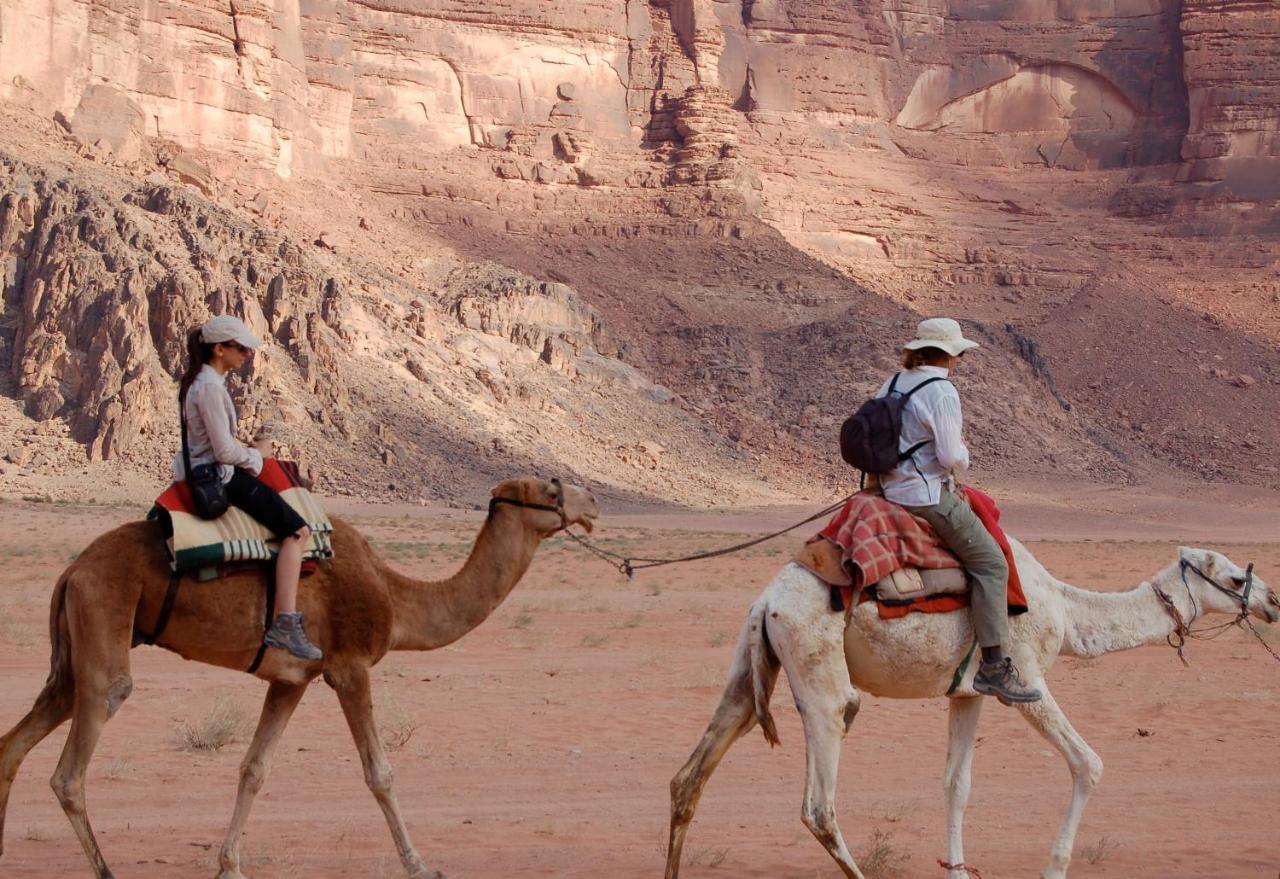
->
[1,489,1278,878]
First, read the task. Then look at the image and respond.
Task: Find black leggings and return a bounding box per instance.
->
[226,469,308,539]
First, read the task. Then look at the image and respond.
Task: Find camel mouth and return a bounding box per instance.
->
[575,512,596,534]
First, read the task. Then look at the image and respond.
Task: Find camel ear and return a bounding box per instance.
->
[1178,546,1212,571]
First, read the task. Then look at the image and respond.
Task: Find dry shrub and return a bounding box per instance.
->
[857,828,911,878]
[684,845,729,868]
[176,696,248,752]
[1079,834,1119,865]
[376,695,421,752]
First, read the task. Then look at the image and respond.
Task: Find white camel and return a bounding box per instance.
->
[665,541,1278,879]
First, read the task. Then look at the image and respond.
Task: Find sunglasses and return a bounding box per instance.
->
[221,341,249,353]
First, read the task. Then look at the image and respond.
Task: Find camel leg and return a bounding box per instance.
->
[49,585,133,879]
[0,677,75,856]
[767,603,865,879]
[215,681,309,879]
[941,697,983,879]
[328,666,442,879]
[1016,685,1102,879]
[665,613,778,879]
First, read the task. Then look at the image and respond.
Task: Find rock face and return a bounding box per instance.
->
[1179,0,1280,201]
[0,1,1276,501]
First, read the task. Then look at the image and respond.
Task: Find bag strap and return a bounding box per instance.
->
[179,390,195,480]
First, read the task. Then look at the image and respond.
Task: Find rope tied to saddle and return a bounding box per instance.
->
[560,495,853,580]
[1151,560,1280,667]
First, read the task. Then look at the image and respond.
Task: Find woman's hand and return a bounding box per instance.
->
[252,438,273,458]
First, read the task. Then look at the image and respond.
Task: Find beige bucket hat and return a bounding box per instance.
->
[902,317,979,357]
[201,314,263,349]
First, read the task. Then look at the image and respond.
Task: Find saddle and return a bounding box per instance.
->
[139,459,334,673]
[795,488,1028,619]
[796,538,968,615]
[148,459,334,577]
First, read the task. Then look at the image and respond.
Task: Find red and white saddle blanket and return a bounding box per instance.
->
[796,488,1029,619]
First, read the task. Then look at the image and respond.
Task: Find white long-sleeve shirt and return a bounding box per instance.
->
[874,365,970,507]
[172,364,263,484]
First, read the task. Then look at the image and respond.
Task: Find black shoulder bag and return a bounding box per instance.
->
[180,392,230,520]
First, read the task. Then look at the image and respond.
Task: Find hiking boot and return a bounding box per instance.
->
[973,657,1041,705]
[264,612,323,662]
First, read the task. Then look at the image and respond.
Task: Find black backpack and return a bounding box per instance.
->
[840,373,948,474]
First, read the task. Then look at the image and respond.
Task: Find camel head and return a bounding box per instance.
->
[1174,547,1279,624]
[488,477,599,536]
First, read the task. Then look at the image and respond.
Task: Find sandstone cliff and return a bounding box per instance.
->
[0,1,1276,503]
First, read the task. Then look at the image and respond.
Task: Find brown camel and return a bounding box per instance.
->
[0,476,598,879]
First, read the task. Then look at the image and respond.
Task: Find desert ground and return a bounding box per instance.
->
[1,480,1278,879]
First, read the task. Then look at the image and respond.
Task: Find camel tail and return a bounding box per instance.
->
[747,599,782,747]
[43,573,73,693]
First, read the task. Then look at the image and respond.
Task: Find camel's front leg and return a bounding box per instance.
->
[216,681,309,879]
[1016,684,1102,879]
[328,666,443,879]
[941,696,983,879]
[767,596,865,879]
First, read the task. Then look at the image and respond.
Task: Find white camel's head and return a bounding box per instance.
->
[488,477,600,536]
[1175,547,1279,624]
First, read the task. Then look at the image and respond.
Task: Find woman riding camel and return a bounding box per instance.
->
[874,317,1040,704]
[174,314,323,661]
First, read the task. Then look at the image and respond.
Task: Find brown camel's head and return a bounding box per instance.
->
[1175,547,1279,624]
[489,477,599,535]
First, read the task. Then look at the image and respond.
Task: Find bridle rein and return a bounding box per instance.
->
[486,477,569,530]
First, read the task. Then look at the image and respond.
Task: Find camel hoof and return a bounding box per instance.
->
[408,871,445,879]
[214,870,250,879]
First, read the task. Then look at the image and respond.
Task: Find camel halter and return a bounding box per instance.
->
[486,477,569,530]
[1151,560,1280,666]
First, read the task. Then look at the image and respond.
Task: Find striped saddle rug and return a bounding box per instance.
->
[148,459,334,577]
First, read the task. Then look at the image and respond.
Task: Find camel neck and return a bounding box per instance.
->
[1058,567,1187,658]
[385,510,541,651]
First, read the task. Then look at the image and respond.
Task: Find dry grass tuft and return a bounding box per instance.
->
[24,824,52,842]
[103,756,131,780]
[1079,834,1119,865]
[684,845,729,868]
[580,632,610,648]
[175,696,249,752]
[857,828,911,878]
[376,695,422,752]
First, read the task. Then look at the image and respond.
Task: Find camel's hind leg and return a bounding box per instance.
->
[50,582,134,879]
[327,665,442,879]
[1016,684,1102,879]
[767,595,865,879]
[0,675,75,856]
[1,575,74,857]
[665,610,779,879]
[940,696,983,879]
[215,681,309,879]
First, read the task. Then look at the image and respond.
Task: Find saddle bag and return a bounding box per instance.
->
[180,397,229,520]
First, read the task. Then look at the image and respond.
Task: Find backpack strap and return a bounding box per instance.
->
[899,375,949,399]
[895,376,952,461]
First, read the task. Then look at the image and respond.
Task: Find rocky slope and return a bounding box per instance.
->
[0,0,1276,504]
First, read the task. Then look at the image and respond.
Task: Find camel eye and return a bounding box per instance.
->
[1232,575,1247,588]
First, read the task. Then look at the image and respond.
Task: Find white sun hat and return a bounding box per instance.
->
[200,314,263,349]
[902,317,980,357]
